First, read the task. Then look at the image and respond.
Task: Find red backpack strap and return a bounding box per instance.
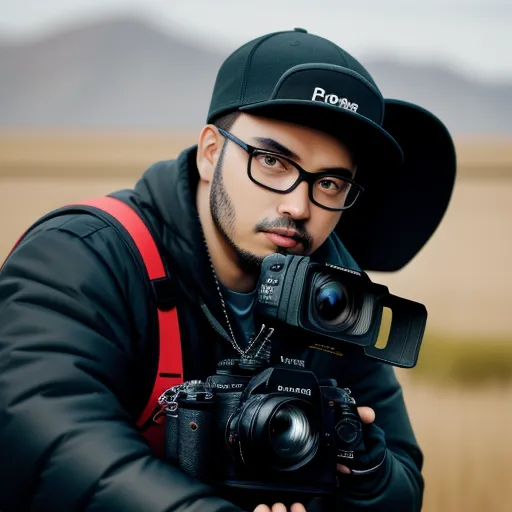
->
[74,197,183,455]
[2,196,183,456]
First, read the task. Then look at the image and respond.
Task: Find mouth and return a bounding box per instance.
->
[263,229,302,249]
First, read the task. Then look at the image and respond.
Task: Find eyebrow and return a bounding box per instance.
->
[322,167,355,179]
[252,137,300,161]
[252,136,356,178]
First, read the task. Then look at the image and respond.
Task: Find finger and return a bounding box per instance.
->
[290,503,307,512]
[271,504,287,512]
[253,506,271,512]
[357,406,375,424]
[337,463,352,474]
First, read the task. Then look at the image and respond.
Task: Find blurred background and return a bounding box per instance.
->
[1,1,511,510]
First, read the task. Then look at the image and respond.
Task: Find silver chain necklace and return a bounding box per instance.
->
[199,221,273,358]
[202,234,244,355]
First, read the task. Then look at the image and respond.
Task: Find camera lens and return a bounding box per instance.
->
[309,273,361,331]
[269,403,317,465]
[316,282,347,322]
[227,396,319,471]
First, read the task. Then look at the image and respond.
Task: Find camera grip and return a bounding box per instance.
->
[178,407,214,481]
[164,410,179,464]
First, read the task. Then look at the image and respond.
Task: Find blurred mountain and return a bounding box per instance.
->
[364,60,512,135]
[1,16,511,133]
[0,17,224,130]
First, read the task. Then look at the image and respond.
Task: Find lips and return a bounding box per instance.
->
[265,228,300,238]
[263,229,301,249]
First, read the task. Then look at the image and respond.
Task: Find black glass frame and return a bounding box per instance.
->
[217,128,364,211]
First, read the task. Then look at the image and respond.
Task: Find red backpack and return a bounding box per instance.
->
[1,196,183,457]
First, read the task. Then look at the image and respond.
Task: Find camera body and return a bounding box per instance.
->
[164,358,362,494]
[163,253,427,493]
[256,253,427,368]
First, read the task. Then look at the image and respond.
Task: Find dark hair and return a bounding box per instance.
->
[212,111,241,132]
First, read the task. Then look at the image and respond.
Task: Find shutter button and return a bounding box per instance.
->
[294,28,308,33]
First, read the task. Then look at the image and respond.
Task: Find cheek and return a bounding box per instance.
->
[309,211,342,247]
[222,165,265,229]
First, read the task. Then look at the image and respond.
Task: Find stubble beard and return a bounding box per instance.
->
[210,145,266,274]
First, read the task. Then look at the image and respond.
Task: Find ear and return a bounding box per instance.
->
[197,125,223,184]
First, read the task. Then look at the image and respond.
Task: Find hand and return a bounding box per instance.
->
[253,503,306,512]
[337,406,376,475]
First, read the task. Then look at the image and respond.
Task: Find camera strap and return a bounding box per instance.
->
[2,195,184,457]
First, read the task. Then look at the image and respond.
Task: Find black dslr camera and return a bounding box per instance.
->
[163,357,363,494]
[162,253,427,493]
[256,253,427,368]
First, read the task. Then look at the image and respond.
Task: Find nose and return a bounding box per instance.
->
[276,181,311,220]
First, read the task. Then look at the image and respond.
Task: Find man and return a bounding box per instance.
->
[0,28,456,511]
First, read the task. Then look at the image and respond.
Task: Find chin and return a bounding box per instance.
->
[270,244,307,257]
[284,246,308,256]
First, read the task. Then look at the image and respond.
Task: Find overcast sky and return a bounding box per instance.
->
[1,0,511,83]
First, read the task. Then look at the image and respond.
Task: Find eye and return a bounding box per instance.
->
[264,155,278,167]
[316,178,349,195]
[319,180,337,190]
[255,152,289,171]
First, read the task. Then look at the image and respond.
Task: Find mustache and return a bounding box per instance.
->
[255,217,313,250]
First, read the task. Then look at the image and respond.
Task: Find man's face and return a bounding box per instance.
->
[206,113,356,270]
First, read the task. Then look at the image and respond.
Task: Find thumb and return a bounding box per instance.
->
[357,406,375,424]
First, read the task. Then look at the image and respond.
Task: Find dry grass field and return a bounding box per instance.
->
[398,374,512,512]
[1,132,511,336]
[1,132,512,511]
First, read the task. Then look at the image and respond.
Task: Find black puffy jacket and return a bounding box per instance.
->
[0,146,424,511]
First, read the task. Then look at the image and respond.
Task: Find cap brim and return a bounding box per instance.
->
[337,99,457,272]
[239,99,404,167]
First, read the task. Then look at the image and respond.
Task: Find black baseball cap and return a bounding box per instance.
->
[208,28,402,166]
[206,29,457,272]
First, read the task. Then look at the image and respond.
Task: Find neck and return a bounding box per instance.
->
[196,186,258,293]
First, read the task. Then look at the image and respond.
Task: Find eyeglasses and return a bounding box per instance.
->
[217,128,363,211]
